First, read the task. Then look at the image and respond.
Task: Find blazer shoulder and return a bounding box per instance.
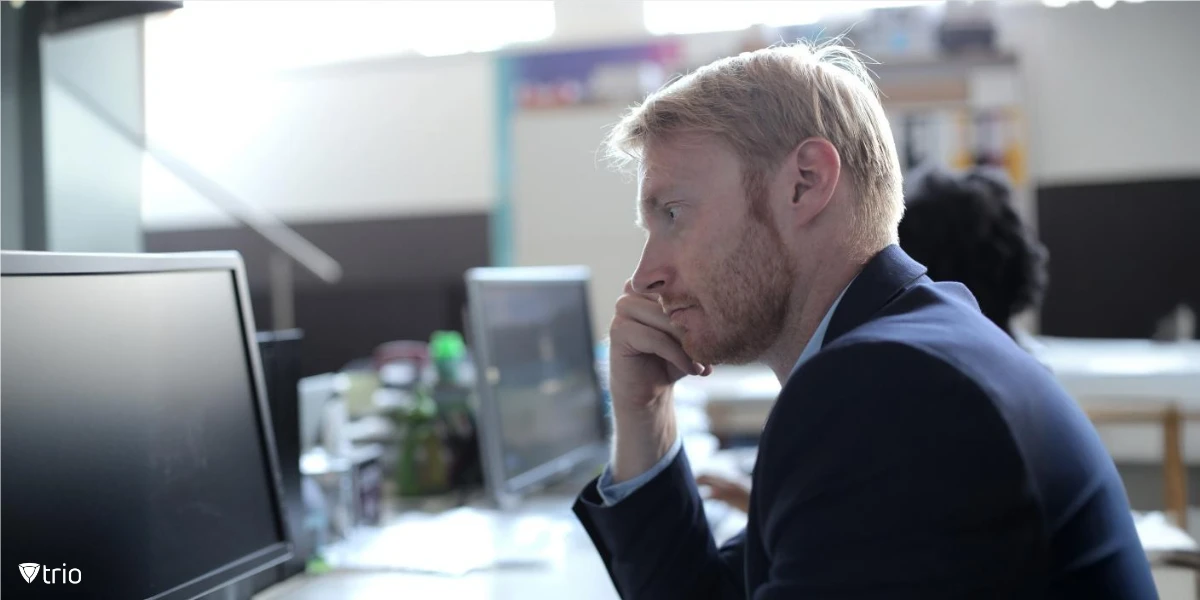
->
[770,337,1022,455]
[787,337,972,397]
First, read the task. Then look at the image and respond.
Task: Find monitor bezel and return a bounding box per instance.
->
[1,250,293,600]
[464,265,610,507]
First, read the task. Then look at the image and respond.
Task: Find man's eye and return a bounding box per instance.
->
[666,206,680,221]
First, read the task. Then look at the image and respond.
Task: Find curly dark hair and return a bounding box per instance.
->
[898,167,1049,337]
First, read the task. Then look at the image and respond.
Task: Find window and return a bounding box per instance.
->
[643,1,944,36]
[146,1,555,74]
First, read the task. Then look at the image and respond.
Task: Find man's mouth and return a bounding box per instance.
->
[667,306,695,320]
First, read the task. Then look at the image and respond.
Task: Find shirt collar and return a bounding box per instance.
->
[793,279,855,371]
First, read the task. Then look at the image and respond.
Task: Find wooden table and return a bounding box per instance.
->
[1086,402,1192,529]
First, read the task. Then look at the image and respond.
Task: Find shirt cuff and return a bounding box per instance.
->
[596,435,684,506]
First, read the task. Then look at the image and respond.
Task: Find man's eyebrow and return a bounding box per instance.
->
[640,194,661,212]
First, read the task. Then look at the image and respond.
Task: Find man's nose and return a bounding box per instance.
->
[631,241,671,295]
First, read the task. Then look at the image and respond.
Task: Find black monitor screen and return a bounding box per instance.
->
[471,274,607,490]
[1,268,287,599]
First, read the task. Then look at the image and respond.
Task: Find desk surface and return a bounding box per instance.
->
[256,495,619,600]
[1033,337,1200,404]
[256,504,1192,600]
[255,468,1194,600]
[258,548,617,600]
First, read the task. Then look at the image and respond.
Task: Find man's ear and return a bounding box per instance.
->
[785,138,841,227]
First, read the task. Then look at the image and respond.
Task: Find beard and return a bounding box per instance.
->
[669,216,796,366]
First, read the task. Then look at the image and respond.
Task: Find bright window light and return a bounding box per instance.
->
[1041,0,1147,7]
[147,1,555,73]
[403,2,556,57]
[644,1,944,36]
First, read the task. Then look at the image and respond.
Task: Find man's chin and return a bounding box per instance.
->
[684,336,759,367]
[682,338,716,366]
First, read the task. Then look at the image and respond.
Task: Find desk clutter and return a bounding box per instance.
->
[279,266,616,588]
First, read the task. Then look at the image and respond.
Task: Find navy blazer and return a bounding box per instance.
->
[574,245,1156,599]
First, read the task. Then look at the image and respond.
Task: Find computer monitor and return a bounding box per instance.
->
[1,251,292,600]
[464,266,609,506]
[249,330,309,592]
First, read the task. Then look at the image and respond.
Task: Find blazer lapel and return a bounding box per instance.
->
[822,245,929,348]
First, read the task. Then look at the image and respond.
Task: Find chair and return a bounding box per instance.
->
[1085,401,1188,529]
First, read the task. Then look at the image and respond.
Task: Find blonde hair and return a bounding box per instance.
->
[607,40,903,248]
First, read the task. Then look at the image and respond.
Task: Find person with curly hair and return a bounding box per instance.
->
[898,166,1049,341]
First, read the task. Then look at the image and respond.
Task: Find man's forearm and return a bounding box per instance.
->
[611,391,678,483]
[576,439,744,600]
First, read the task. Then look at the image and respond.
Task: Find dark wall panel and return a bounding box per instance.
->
[1037,178,1199,339]
[146,212,488,376]
[146,212,490,289]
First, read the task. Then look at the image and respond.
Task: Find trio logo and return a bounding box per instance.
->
[18,562,81,584]
[18,563,39,583]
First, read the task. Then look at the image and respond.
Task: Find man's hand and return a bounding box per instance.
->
[608,280,709,408]
[608,280,710,482]
[697,474,751,513]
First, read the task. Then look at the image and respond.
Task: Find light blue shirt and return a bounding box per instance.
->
[597,283,853,505]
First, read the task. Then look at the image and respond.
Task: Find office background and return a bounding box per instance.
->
[121,0,1197,361]
[147,0,1200,518]
[7,0,1198,500]
[3,0,1200,597]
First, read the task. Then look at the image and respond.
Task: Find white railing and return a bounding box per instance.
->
[50,74,342,329]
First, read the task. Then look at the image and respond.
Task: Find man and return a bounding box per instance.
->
[573,42,1155,599]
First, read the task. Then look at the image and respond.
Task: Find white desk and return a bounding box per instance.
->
[1032,337,1200,462]
[254,471,1199,600]
[254,498,1199,600]
[255,496,619,600]
[686,337,1200,463]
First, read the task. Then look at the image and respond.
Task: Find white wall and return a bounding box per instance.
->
[512,109,643,335]
[507,1,1200,338]
[141,51,496,231]
[140,0,1200,280]
[42,20,145,252]
[995,1,1200,185]
[550,0,645,45]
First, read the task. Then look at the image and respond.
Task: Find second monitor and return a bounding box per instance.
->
[465,266,609,506]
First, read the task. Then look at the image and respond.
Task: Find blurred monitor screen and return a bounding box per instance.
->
[465,266,608,503]
[0,251,290,600]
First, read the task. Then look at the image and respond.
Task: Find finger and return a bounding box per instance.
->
[616,294,682,341]
[695,477,723,499]
[709,490,736,504]
[621,321,702,376]
[665,362,689,382]
[697,476,735,494]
